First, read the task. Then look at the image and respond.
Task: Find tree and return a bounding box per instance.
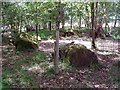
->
[61,3,65,31]
[91,2,96,49]
[2,2,20,30]
[54,0,61,74]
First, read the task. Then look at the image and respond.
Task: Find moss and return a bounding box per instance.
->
[13,32,38,50]
[60,44,98,67]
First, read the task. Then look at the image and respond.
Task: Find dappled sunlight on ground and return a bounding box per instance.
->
[2,37,120,88]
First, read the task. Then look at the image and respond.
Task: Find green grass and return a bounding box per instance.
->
[10,29,55,38]
[60,59,73,70]
[2,50,49,88]
[108,61,120,85]
[111,27,120,39]
[102,27,120,39]
[79,27,88,32]
[43,65,55,76]
[89,63,99,71]
[2,67,38,88]
[64,27,88,32]
[28,29,55,37]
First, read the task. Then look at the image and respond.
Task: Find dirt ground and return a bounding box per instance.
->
[37,37,119,88]
[1,37,120,88]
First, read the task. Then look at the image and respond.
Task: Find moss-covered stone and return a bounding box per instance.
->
[60,44,98,67]
[13,32,38,50]
[60,30,75,37]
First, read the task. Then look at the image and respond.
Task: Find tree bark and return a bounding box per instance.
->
[35,23,38,40]
[61,4,64,31]
[70,3,73,29]
[79,15,81,29]
[114,3,117,27]
[49,17,52,31]
[49,10,52,31]
[35,3,38,40]
[54,0,61,74]
[114,16,117,27]
[70,16,73,29]
[62,17,64,31]
[91,3,96,49]
[43,21,47,29]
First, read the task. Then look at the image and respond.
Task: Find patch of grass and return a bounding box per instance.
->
[111,27,120,39]
[10,29,55,40]
[60,60,73,70]
[42,65,55,76]
[108,76,120,85]
[2,67,18,88]
[46,65,55,74]
[108,61,120,85]
[2,50,49,88]
[2,65,38,88]
[32,51,47,60]
[112,61,120,67]
[2,68,38,88]
[0,82,2,90]
[10,32,19,37]
[28,29,55,37]
[80,27,88,32]
[13,51,49,66]
[89,64,99,71]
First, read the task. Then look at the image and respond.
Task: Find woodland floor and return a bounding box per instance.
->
[1,36,120,88]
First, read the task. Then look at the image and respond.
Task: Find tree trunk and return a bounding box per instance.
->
[19,18,22,33]
[70,3,73,29]
[38,24,40,30]
[35,23,38,40]
[49,10,52,31]
[79,15,81,29]
[70,16,73,29]
[61,4,64,31]
[54,0,61,74]
[43,21,47,29]
[91,3,96,49]
[62,17,64,31]
[49,17,52,31]
[114,16,117,27]
[114,2,117,27]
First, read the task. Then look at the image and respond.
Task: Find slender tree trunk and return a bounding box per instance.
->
[54,0,61,74]
[35,3,38,40]
[49,10,52,31]
[49,17,52,31]
[91,3,96,49]
[39,24,40,30]
[70,3,73,29]
[43,21,47,29]
[70,16,73,29]
[35,23,38,40]
[114,16,117,27]
[20,20,22,33]
[61,4,64,31]
[114,2,117,27]
[79,15,81,29]
[62,18,64,31]
[95,2,98,24]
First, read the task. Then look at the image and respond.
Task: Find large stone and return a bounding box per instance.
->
[60,30,75,37]
[26,25,35,32]
[13,32,38,50]
[60,44,98,67]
